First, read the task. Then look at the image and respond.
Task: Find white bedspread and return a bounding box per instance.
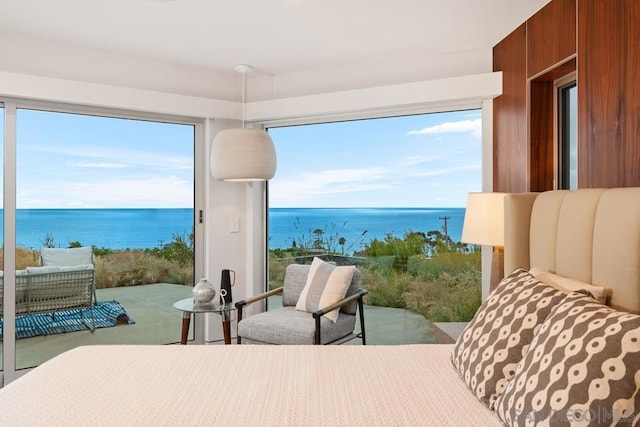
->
[0,344,501,426]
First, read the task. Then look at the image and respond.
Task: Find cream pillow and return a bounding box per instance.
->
[529,266,607,304]
[295,257,355,323]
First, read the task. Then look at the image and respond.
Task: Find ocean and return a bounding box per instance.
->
[9,208,195,250]
[269,208,465,252]
[0,207,465,251]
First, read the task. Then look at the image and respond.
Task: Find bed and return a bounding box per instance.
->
[1,187,639,426]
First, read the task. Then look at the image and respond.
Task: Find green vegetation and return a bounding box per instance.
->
[360,231,481,322]
[273,218,368,257]
[9,220,480,324]
[270,226,482,323]
[1,231,195,289]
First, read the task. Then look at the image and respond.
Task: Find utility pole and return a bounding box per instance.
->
[438,216,450,238]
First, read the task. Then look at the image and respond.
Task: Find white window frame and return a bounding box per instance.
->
[258,97,495,302]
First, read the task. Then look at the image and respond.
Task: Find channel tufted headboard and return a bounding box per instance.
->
[504,187,640,313]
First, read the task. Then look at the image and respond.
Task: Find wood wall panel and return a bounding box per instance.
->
[527,0,577,78]
[493,24,528,192]
[578,0,640,188]
[529,80,555,191]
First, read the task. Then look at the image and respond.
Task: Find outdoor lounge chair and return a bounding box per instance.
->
[0,246,97,332]
[235,261,367,345]
[40,246,97,305]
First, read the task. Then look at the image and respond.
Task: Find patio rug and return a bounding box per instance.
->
[0,300,135,339]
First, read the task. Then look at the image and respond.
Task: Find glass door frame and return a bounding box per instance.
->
[1,98,206,384]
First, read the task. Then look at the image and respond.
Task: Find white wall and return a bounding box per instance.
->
[0,31,238,100]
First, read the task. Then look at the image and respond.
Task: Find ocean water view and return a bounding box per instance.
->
[0,207,465,251]
[7,209,195,250]
[269,208,465,252]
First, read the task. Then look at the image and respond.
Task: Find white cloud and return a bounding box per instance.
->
[270,167,391,207]
[413,164,481,178]
[406,118,481,138]
[400,155,441,166]
[18,176,193,208]
[72,162,129,169]
[27,145,193,171]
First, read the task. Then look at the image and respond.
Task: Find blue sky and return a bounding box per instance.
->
[14,109,194,209]
[2,107,481,209]
[268,109,482,208]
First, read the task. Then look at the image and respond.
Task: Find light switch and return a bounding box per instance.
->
[229,217,240,233]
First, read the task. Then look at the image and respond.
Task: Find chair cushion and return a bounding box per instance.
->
[283,263,361,315]
[26,265,94,274]
[238,306,356,345]
[295,257,355,322]
[282,264,312,306]
[40,246,94,266]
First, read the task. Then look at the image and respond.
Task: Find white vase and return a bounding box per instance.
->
[192,278,216,304]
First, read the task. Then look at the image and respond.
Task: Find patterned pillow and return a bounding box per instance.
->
[295,257,355,322]
[494,292,640,426]
[451,268,567,408]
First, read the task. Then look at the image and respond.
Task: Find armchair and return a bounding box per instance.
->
[40,246,97,305]
[236,262,367,345]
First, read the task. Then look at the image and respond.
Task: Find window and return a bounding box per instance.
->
[267,110,482,344]
[1,102,202,373]
[557,78,577,189]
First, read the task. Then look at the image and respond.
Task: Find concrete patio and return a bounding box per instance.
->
[3,283,433,370]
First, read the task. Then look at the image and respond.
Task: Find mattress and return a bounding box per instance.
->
[0,344,501,426]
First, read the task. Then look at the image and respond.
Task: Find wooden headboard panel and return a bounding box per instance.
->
[504,188,640,313]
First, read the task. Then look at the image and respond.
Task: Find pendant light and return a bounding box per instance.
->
[210,65,277,181]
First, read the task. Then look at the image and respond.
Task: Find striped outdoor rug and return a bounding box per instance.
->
[0,300,135,339]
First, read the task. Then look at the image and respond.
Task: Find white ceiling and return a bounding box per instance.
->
[1,0,548,78]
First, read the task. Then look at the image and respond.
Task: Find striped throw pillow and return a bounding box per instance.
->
[295,257,355,323]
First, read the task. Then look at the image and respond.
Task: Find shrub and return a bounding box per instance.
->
[404,270,481,322]
[146,231,194,267]
[94,249,193,288]
[407,251,480,279]
[360,231,426,271]
[268,254,294,290]
[361,268,412,308]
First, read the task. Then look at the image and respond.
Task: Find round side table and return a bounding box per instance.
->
[173,298,237,344]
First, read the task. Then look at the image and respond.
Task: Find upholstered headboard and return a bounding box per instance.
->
[504,188,640,313]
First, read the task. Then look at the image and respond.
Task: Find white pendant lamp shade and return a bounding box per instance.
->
[210,128,277,181]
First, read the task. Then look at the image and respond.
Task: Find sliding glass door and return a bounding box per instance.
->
[1,101,204,376]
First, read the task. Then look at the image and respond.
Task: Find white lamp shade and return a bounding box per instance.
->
[461,192,508,247]
[210,128,277,181]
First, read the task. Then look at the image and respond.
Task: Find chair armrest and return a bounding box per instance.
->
[234,286,283,310]
[235,287,284,345]
[312,289,368,319]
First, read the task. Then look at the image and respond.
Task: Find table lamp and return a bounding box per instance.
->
[461,192,508,291]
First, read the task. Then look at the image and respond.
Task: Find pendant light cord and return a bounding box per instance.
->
[235,64,253,129]
[241,70,247,128]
